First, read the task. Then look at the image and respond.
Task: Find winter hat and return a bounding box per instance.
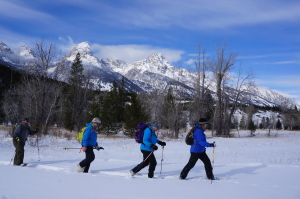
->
[92,117,101,124]
[198,118,208,124]
[23,118,29,123]
[151,121,159,127]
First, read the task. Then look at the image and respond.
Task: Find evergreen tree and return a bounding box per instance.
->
[86,93,105,123]
[248,119,256,136]
[64,52,89,131]
[123,92,148,137]
[266,117,270,128]
[276,119,282,129]
[98,81,122,136]
[116,77,127,122]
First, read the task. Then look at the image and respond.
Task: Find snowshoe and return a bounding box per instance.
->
[76,164,86,173]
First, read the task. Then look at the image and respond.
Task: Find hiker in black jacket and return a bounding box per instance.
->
[13,118,38,165]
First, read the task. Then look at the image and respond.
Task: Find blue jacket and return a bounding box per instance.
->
[190,124,211,153]
[140,127,161,151]
[81,123,98,147]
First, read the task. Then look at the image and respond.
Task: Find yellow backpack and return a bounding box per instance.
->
[76,127,87,143]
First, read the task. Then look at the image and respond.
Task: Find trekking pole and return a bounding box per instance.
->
[63,147,103,150]
[211,141,215,184]
[160,146,164,175]
[36,133,40,161]
[135,151,154,171]
[9,152,15,167]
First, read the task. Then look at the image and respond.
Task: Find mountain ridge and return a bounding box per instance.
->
[0,40,297,108]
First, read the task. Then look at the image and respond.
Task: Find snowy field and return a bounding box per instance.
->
[0,128,300,199]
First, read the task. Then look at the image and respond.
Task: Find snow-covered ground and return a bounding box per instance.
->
[0,129,300,199]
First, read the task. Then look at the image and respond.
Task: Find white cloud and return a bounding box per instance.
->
[271,61,299,64]
[0,0,55,21]
[58,36,76,53]
[91,44,184,64]
[98,0,300,30]
[185,58,195,65]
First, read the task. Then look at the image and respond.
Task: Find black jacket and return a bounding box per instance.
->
[14,124,37,143]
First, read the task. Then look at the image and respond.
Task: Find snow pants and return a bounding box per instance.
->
[132,150,157,178]
[180,151,214,179]
[79,146,95,173]
[13,137,25,165]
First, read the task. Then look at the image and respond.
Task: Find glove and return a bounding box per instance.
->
[150,144,158,150]
[16,137,20,142]
[95,146,104,151]
[210,143,216,147]
[158,141,166,146]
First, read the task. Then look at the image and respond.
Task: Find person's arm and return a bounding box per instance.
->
[28,127,37,135]
[195,129,211,147]
[142,128,152,147]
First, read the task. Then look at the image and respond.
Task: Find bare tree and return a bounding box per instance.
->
[224,67,255,135]
[18,39,64,133]
[2,88,22,125]
[209,42,238,136]
[161,87,187,138]
[189,44,212,125]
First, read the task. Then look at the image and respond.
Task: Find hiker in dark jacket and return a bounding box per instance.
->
[13,118,38,165]
[77,118,104,173]
[180,118,217,180]
[130,121,166,178]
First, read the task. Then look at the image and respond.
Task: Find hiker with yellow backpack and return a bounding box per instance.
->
[77,118,104,173]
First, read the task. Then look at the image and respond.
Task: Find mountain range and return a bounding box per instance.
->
[0,40,296,108]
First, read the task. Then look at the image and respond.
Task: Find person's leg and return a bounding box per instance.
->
[199,152,214,179]
[147,152,157,178]
[131,150,152,173]
[13,138,25,165]
[79,146,95,173]
[179,152,199,179]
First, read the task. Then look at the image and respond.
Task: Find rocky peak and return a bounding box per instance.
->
[61,41,102,69]
[67,41,92,58]
[17,45,34,59]
[0,41,14,55]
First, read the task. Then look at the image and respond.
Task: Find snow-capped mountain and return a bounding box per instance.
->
[62,42,102,68]
[0,41,14,55]
[16,45,34,59]
[0,41,34,68]
[0,40,297,108]
[102,53,195,96]
[52,42,143,92]
[0,41,16,66]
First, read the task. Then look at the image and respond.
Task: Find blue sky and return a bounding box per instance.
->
[1,0,300,104]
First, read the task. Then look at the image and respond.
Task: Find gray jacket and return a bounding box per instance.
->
[14,124,37,143]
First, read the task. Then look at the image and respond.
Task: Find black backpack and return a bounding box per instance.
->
[185,126,200,145]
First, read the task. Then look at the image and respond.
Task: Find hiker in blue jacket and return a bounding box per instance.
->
[179,118,217,180]
[130,122,166,178]
[77,118,103,173]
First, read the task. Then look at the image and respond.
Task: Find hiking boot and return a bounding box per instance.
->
[148,176,158,179]
[130,170,136,176]
[179,176,185,180]
[77,164,86,173]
